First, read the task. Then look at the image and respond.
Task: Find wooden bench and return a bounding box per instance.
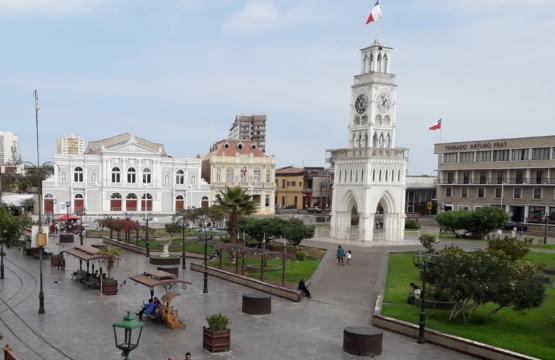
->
[296,281,311,299]
[82,277,100,289]
[71,269,88,281]
[146,306,163,323]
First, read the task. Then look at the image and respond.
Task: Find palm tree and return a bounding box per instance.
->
[215,186,256,245]
[98,245,124,280]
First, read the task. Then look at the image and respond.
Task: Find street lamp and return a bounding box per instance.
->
[412,250,438,344]
[142,212,153,258]
[77,208,86,246]
[0,230,5,279]
[198,216,214,294]
[500,182,505,210]
[112,311,144,360]
[174,212,189,270]
[64,201,71,232]
[541,211,553,245]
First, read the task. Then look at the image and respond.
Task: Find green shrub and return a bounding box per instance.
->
[487,237,530,261]
[295,251,307,261]
[405,220,420,230]
[523,236,535,246]
[418,234,437,253]
[205,313,230,331]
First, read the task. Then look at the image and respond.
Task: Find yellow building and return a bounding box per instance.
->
[200,139,276,214]
[275,166,306,209]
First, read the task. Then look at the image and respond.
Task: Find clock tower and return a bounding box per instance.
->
[327,39,408,242]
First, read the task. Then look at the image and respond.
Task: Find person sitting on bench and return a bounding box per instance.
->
[136,299,156,320]
[298,277,312,298]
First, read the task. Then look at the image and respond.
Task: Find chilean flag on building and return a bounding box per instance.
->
[429,119,442,131]
[243,167,247,177]
[366,0,383,24]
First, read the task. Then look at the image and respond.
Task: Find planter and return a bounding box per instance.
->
[149,256,180,265]
[59,234,74,243]
[50,256,59,267]
[542,268,555,276]
[535,275,550,284]
[413,298,457,310]
[101,280,119,295]
[202,327,230,352]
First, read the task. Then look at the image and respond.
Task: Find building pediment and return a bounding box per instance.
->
[103,138,161,155]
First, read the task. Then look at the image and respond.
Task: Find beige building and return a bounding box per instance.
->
[275,166,305,209]
[434,135,555,223]
[200,139,276,214]
[57,134,85,155]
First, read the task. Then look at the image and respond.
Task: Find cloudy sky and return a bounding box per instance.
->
[1,0,554,175]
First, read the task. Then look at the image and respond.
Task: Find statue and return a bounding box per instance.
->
[160,242,170,258]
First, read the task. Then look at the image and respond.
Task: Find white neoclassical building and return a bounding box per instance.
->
[327,39,409,242]
[42,133,210,218]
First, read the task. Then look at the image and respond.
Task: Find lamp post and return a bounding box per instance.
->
[174,212,189,270]
[542,211,553,245]
[198,216,214,294]
[0,230,5,279]
[112,311,144,360]
[77,208,86,245]
[500,182,505,210]
[64,201,71,232]
[142,212,153,258]
[412,250,438,344]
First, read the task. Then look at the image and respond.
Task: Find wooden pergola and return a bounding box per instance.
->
[63,245,106,275]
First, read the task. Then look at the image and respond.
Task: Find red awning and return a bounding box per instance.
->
[57,215,81,221]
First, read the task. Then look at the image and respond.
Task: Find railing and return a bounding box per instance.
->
[327,147,409,162]
[435,178,555,185]
[353,72,396,86]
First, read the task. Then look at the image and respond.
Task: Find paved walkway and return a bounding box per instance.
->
[2,231,537,360]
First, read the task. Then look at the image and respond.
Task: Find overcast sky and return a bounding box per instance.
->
[1,0,554,176]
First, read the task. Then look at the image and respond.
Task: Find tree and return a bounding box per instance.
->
[487,236,529,261]
[98,245,124,280]
[418,233,437,253]
[238,217,285,249]
[215,186,255,245]
[282,218,315,248]
[435,210,472,238]
[0,208,32,269]
[164,222,180,240]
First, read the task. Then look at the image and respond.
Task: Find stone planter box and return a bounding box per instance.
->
[542,268,555,276]
[413,299,456,310]
[156,266,179,277]
[101,280,118,295]
[535,275,550,284]
[149,257,180,265]
[59,234,74,243]
[202,327,230,352]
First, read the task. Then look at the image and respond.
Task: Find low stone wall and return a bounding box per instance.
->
[372,315,540,360]
[102,237,146,254]
[413,299,456,310]
[543,268,555,276]
[190,263,301,302]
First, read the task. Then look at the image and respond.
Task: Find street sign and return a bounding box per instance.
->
[427,202,433,210]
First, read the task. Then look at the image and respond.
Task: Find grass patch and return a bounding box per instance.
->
[380,252,555,359]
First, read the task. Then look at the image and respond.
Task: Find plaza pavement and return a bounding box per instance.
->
[0,231,494,360]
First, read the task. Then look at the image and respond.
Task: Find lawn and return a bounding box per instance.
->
[380,251,555,359]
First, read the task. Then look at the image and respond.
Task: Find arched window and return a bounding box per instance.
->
[379,134,384,148]
[398,170,401,182]
[126,193,137,211]
[361,169,364,182]
[201,195,209,208]
[385,170,388,181]
[141,193,153,211]
[126,193,137,199]
[142,168,151,184]
[74,194,84,199]
[74,193,84,213]
[44,193,54,215]
[175,195,184,211]
[386,134,391,148]
[391,170,395,182]
[373,133,378,147]
[350,170,353,182]
[110,193,122,211]
[74,167,83,182]
[372,169,375,181]
[216,168,221,182]
[355,170,358,182]
[112,167,120,183]
[379,170,382,181]
[110,193,122,199]
[176,170,184,185]
[127,168,136,183]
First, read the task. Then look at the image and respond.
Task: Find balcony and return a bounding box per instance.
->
[435,178,555,185]
[326,147,409,163]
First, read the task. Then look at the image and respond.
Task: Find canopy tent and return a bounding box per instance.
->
[57,215,81,221]
[130,270,191,293]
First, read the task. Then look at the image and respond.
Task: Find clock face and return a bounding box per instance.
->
[354,94,369,114]
[377,92,392,113]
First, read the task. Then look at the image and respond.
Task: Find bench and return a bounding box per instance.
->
[296,281,311,299]
[146,306,163,323]
[82,277,100,289]
[71,269,88,281]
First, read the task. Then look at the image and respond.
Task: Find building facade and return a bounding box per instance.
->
[275,166,305,209]
[405,175,437,215]
[434,136,555,223]
[0,131,21,165]
[57,134,85,154]
[200,139,276,214]
[42,133,209,218]
[327,39,409,242]
[228,113,267,153]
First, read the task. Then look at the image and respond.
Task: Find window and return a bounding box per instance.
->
[533,187,542,200]
[493,150,510,161]
[266,170,271,183]
[282,179,286,188]
[445,187,452,197]
[480,172,487,184]
[216,169,221,182]
[287,181,291,186]
[112,167,121,183]
[373,169,376,181]
[227,169,234,184]
[497,171,504,184]
[127,167,136,183]
[463,172,470,184]
[74,167,83,182]
[142,168,151,184]
[461,187,468,198]
[458,205,469,211]
[477,187,485,198]
[447,172,454,184]
[532,147,550,160]
[476,151,491,162]
[459,152,474,162]
[292,181,296,186]
[444,153,457,163]
[495,187,502,198]
[512,148,529,161]
[361,170,364,181]
[516,171,524,184]
[513,188,522,199]
[536,171,543,184]
[110,193,122,199]
[254,170,261,183]
[176,170,184,184]
[265,195,270,206]
[126,193,137,199]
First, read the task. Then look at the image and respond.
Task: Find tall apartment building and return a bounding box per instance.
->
[56,134,85,155]
[228,113,267,153]
[0,131,21,165]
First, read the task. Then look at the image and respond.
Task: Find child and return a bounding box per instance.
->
[347,250,352,265]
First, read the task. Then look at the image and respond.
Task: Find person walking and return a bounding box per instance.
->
[57,251,66,270]
[337,245,345,266]
[346,250,352,265]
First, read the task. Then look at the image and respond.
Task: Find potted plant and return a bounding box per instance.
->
[50,242,65,267]
[202,313,231,352]
[98,245,124,295]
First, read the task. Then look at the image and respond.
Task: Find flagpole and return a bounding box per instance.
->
[376,20,379,40]
[440,126,442,143]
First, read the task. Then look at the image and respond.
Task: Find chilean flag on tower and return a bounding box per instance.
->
[366,0,383,24]
[429,119,442,131]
